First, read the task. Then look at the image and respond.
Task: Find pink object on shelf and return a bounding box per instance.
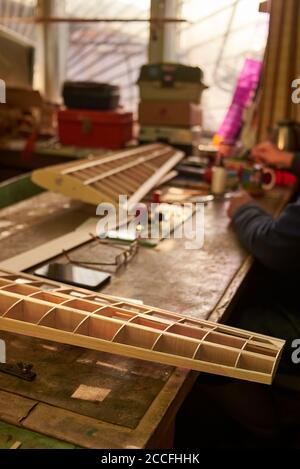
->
[217,59,263,144]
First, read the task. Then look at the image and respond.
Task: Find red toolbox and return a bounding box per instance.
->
[57,108,134,149]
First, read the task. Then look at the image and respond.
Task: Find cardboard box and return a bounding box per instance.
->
[139,101,202,127]
[5,87,43,109]
[138,82,206,103]
[0,87,56,137]
[139,125,202,145]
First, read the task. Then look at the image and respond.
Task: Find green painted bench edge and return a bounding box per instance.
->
[0,420,77,449]
[0,174,44,210]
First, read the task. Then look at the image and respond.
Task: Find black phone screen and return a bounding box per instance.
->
[34,263,111,290]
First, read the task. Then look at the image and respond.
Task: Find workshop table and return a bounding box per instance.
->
[0,187,293,449]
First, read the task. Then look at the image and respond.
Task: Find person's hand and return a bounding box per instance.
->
[251,141,294,168]
[227,191,253,219]
[218,143,234,158]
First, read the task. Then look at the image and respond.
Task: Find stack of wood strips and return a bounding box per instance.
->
[32,144,184,206]
[258,0,300,140]
[0,270,285,384]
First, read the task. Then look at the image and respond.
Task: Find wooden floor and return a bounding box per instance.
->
[0,186,292,448]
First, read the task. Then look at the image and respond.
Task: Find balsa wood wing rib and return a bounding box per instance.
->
[0,269,285,385]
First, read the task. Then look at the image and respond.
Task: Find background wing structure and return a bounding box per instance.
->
[31,144,184,207]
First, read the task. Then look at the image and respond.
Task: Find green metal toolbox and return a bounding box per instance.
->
[138,63,208,103]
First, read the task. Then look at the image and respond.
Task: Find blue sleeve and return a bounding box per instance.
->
[291,152,300,177]
[232,198,300,272]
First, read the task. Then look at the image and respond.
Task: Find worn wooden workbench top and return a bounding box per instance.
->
[0,187,292,448]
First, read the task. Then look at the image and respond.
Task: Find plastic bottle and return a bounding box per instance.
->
[211,156,227,196]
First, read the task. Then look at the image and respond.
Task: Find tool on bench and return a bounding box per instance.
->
[0,362,36,381]
[62,238,139,270]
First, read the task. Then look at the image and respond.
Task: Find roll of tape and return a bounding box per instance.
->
[211,167,227,195]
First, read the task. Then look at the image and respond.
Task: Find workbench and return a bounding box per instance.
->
[0,186,292,449]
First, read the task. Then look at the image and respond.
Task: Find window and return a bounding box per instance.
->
[0,0,36,42]
[179,0,269,131]
[0,0,269,132]
[65,0,151,112]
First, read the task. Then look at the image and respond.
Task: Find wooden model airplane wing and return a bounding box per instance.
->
[0,269,285,385]
[31,144,184,206]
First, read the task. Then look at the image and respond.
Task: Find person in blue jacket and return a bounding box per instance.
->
[227,141,300,360]
[229,141,300,273]
[175,142,300,449]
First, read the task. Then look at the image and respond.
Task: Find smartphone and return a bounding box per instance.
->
[34,263,111,290]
